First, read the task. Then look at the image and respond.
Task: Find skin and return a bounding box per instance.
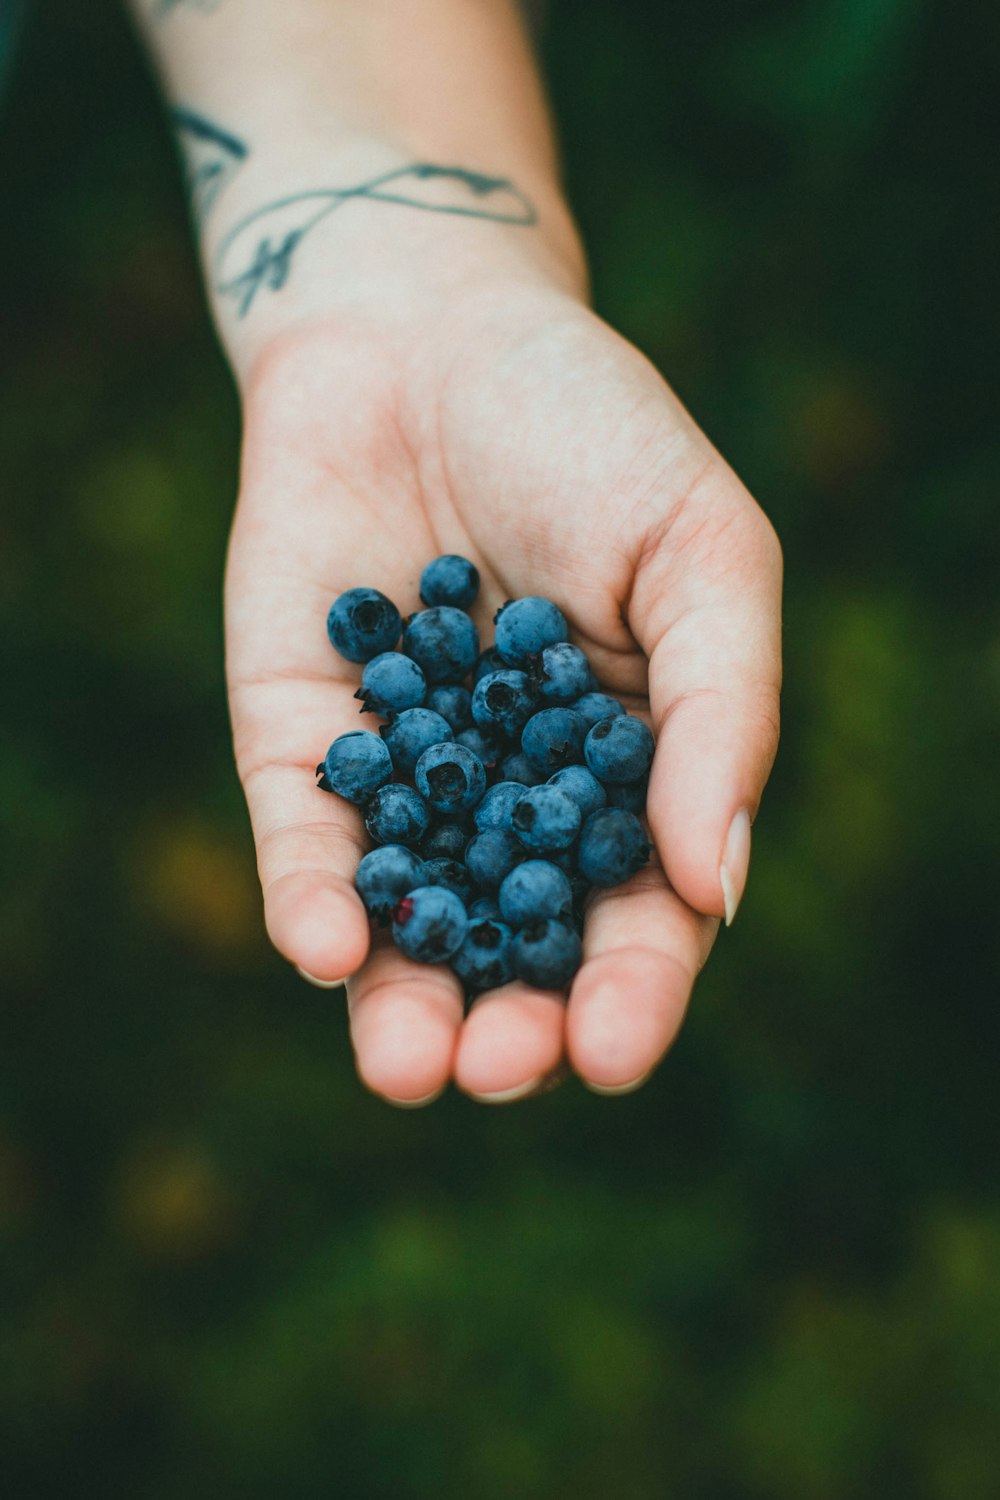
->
[228,279,781,1102]
[132,0,783,1104]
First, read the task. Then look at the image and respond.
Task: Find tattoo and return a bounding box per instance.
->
[214,164,537,318]
[171,106,248,224]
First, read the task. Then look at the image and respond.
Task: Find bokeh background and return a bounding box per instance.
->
[2,0,998,1494]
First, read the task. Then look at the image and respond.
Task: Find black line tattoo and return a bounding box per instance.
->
[214,164,537,318]
[171,106,248,224]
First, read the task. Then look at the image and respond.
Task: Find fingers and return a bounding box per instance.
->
[629,463,783,921]
[231,667,374,983]
[347,937,464,1105]
[567,857,716,1091]
[453,983,565,1101]
[248,762,372,983]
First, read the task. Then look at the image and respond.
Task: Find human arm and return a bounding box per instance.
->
[128,0,782,1103]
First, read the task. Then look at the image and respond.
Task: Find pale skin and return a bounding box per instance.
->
[131,0,782,1104]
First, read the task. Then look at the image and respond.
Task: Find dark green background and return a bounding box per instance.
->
[2,1,998,1494]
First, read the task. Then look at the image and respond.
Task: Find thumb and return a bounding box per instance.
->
[630,462,783,923]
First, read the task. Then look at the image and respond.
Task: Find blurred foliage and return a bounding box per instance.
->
[1,0,998,1495]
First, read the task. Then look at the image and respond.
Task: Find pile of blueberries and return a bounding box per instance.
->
[318,555,653,993]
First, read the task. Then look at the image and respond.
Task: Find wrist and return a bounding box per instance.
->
[200,140,587,388]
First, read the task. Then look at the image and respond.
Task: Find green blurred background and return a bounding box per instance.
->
[2,1,998,1494]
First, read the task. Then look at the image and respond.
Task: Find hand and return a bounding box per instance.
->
[225,278,782,1104]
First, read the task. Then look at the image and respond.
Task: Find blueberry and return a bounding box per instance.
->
[422,857,476,905]
[464,829,524,890]
[355,651,426,716]
[531,642,592,705]
[512,918,582,989]
[468,896,502,922]
[521,707,587,773]
[584,714,655,785]
[577,808,652,886]
[380,708,454,776]
[403,606,479,684]
[415,742,487,814]
[606,777,649,815]
[392,886,468,963]
[543,847,577,875]
[511,785,582,853]
[494,596,569,665]
[420,820,470,862]
[452,918,515,992]
[498,859,573,926]
[546,765,608,821]
[426,685,474,734]
[498,751,546,787]
[320,730,393,803]
[473,781,528,832]
[355,845,426,925]
[363,784,431,846]
[473,646,507,683]
[327,587,401,663]
[419,554,480,610]
[571,692,626,731]
[457,725,507,771]
[471,669,536,738]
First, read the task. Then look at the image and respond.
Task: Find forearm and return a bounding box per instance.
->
[128,0,586,382]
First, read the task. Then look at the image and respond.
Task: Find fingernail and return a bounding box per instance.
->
[466,1074,545,1104]
[295,965,349,990]
[384,1085,446,1110]
[584,1069,652,1097]
[720,808,752,927]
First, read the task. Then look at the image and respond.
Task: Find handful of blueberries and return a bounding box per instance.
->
[318,555,654,994]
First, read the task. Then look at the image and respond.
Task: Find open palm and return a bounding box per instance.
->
[225,286,782,1103]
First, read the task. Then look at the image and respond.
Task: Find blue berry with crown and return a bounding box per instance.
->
[521,707,587,773]
[532,642,592,705]
[403,606,479,684]
[392,887,468,964]
[498,859,573,926]
[319,731,393,803]
[584,713,655,785]
[512,918,582,989]
[415,742,487,814]
[452,918,515,992]
[494,595,569,666]
[510,784,582,853]
[380,707,454,776]
[471,668,536,738]
[355,651,426,716]
[577,808,651,886]
[327,587,401,663]
[363,784,431,846]
[355,845,426,925]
